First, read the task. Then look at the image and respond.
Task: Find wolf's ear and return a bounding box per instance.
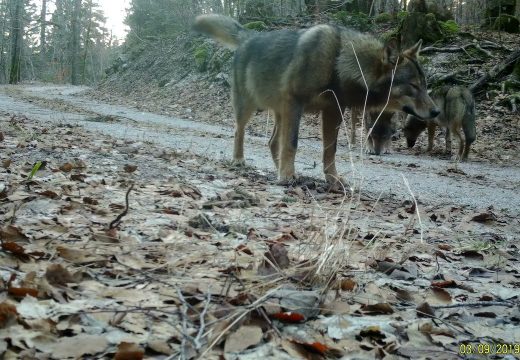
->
[383,38,399,66]
[403,39,423,59]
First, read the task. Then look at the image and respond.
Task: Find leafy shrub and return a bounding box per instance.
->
[375,12,394,24]
[397,11,408,21]
[244,21,268,31]
[439,19,459,34]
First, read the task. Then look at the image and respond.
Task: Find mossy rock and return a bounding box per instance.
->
[493,14,519,33]
[207,49,234,74]
[375,12,394,24]
[333,11,372,31]
[244,21,268,31]
[400,11,443,48]
[193,45,211,72]
[439,19,460,35]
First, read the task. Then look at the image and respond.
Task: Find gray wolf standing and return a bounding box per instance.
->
[404,86,476,160]
[194,14,439,186]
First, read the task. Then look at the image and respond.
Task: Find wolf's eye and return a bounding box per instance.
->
[410,83,420,91]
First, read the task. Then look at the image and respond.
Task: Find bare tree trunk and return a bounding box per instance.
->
[9,0,23,84]
[70,0,81,85]
[82,0,92,83]
[0,0,9,82]
[39,0,47,64]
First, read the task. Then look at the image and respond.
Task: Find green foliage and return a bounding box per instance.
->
[125,0,186,42]
[375,12,394,24]
[244,21,268,31]
[397,11,408,21]
[439,19,460,34]
[333,11,372,32]
[513,60,520,79]
[207,50,233,74]
[380,30,399,43]
[28,161,42,181]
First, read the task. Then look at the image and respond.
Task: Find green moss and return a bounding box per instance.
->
[244,21,268,31]
[193,45,210,72]
[397,11,408,21]
[439,19,460,34]
[380,30,398,42]
[332,11,372,31]
[207,49,233,74]
[375,12,394,24]
[512,60,520,80]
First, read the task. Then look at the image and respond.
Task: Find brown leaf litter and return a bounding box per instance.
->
[0,113,519,359]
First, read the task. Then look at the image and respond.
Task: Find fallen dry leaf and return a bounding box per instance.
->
[271,311,306,323]
[471,211,497,223]
[361,303,394,315]
[0,225,29,243]
[338,278,357,291]
[1,241,31,262]
[45,264,76,286]
[7,287,39,299]
[59,162,73,172]
[124,164,138,173]
[114,342,144,360]
[224,325,263,353]
[0,302,18,328]
[416,302,436,318]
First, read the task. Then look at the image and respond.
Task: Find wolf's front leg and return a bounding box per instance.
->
[277,103,302,184]
[269,113,281,170]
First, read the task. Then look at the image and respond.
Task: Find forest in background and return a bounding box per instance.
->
[0,0,116,85]
[0,0,519,86]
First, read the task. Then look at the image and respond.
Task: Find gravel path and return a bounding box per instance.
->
[1,84,519,216]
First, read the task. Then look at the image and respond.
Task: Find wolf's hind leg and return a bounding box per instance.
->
[445,128,452,154]
[232,100,254,166]
[322,105,345,187]
[451,126,464,160]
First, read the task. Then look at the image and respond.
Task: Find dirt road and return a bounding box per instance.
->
[1,84,519,216]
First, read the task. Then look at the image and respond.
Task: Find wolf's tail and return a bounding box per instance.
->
[193,14,247,50]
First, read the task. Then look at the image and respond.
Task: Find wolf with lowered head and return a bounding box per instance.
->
[194,14,439,186]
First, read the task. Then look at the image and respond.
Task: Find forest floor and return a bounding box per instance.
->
[0,83,519,359]
[1,16,520,360]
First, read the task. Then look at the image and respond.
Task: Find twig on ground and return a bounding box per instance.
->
[109,183,135,229]
[194,291,212,349]
[432,301,516,309]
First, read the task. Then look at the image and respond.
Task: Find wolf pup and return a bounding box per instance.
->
[367,112,395,155]
[404,86,476,160]
[194,14,439,185]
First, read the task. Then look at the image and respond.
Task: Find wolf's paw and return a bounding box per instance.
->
[325,174,349,193]
[277,174,298,186]
[231,159,246,167]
